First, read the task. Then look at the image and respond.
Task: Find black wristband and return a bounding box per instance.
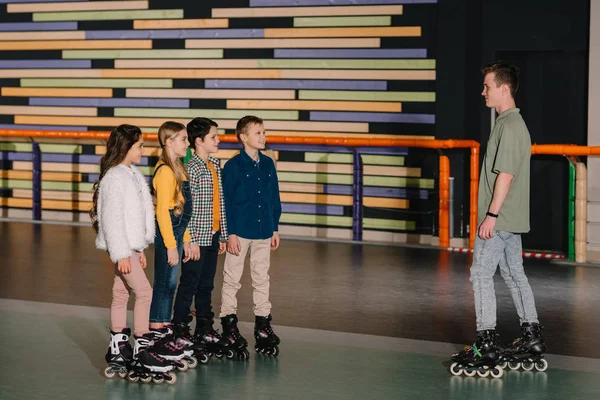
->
[486,211,498,218]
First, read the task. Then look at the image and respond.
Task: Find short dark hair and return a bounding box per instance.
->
[235,115,263,143]
[481,61,520,97]
[187,117,218,148]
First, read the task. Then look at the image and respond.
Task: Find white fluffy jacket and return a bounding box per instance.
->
[95,164,155,263]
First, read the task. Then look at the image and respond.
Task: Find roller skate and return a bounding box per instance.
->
[173,317,211,365]
[220,314,249,360]
[500,322,548,372]
[449,330,504,378]
[195,312,224,359]
[148,327,195,372]
[254,315,280,357]
[104,328,133,379]
[127,333,177,384]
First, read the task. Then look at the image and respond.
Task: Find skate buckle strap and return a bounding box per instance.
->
[472,344,482,358]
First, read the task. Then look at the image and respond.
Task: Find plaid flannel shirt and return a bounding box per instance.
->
[186,154,228,246]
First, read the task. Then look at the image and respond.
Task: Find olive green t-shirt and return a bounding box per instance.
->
[478,108,531,233]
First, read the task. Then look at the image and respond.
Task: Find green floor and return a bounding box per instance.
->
[1,300,600,400]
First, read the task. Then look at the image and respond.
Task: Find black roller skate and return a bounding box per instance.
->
[104,328,133,379]
[195,313,224,360]
[500,322,547,372]
[127,333,177,384]
[254,315,280,357]
[449,330,504,378]
[220,314,249,360]
[173,317,211,365]
[148,327,194,372]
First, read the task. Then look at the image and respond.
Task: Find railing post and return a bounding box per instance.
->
[31,139,41,221]
[352,149,363,241]
[438,155,450,248]
[568,157,576,260]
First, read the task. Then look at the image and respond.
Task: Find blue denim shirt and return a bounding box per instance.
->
[222,149,282,240]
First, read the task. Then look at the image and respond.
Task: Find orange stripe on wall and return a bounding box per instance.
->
[2,88,113,98]
[102,69,282,79]
[185,38,380,49]
[134,18,229,29]
[0,31,85,41]
[0,170,82,182]
[265,27,421,38]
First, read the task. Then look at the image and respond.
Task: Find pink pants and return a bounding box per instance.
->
[111,252,153,336]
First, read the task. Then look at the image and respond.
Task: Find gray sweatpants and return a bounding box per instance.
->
[470,230,539,331]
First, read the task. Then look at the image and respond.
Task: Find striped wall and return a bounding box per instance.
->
[0,0,438,244]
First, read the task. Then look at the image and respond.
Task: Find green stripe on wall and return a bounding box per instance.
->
[258,59,435,70]
[0,143,32,152]
[21,79,173,88]
[0,179,32,190]
[294,16,392,27]
[63,49,224,59]
[42,182,93,191]
[299,90,436,102]
[114,108,299,120]
[39,144,82,154]
[278,172,353,185]
[33,10,184,22]
[363,218,415,230]
[305,152,405,166]
[280,213,352,227]
[364,176,434,189]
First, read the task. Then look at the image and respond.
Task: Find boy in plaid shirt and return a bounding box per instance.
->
[219,115,282,359]
[171,117,228,360]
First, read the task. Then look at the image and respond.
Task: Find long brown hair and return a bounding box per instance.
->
[157,121,189,216]
[90,124,142,233]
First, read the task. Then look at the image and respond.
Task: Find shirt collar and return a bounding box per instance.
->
[496,107,520,122]
[240,149,262,165]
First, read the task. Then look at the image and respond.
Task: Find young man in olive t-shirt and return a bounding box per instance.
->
[451,62,546,375]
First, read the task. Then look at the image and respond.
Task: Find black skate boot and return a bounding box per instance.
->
[104,328,133,379]
[195,312,224,359]
[500,322,547,372]
[219,314,249,360]
[173,317,210,365]
[449,330,504,378]
[127,333,176,384]
[147,328,192,372]
[254,315,280,356]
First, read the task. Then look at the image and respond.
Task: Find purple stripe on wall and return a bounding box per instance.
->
[0,22,78,31]
[42,154,102,164]
[251,0,436,5]
[0,60,91,69]
[0,124,88,131]
[310,111,435,124]
[282,203,344,215]
[86,29,264,39]
[30,97,190,108]
[205,79,387,91]
[324,184,429,199]
[0,153,32,161]
[274,49,427,59]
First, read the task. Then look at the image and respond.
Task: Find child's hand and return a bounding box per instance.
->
[228,235,241,256]
[167,248,179,266]
[271,232,280,251]
[190,243,200,261]
[139,251,147,269]
[218,242,226,255]
[117,258,131,274]
[183,242,192,263]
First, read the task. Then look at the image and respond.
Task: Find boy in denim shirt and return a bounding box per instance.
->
[219,115,282,359]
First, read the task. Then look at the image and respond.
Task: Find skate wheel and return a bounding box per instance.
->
[464,368,477,377]
[152,375,164,384]
[140,375,152,384]
[177,359,189,372]
[226,349,235,359]
[200,353,210,365]
[476,368,490,378]
[450,362,463,376]
[238,348,249,360]
[522,360,534,371]
[499,361,508,369]
[270,345,279,357]
[188,356,198,369]
[535,359,548,372]
[127,371,139,383]
[490,366,504,378]
[215,350,224,359]
[104,367,116,379]
[508,361,521,370]
[166,372,177,385]
[118,370,128,379]
[255,345,260,353]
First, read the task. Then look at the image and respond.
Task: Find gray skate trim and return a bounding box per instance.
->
[2,298,600,374]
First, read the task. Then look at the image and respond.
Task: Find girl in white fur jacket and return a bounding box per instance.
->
[90,124,174,379]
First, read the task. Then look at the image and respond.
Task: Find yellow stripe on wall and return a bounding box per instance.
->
[227,99,402,113]
[264,27,421,38]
